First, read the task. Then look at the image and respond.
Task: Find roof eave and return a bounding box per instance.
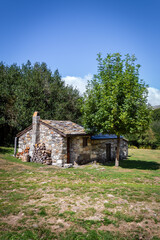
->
[66,133,89,137]
[16,125,32,138]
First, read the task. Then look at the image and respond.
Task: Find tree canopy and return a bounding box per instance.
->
[127,108,160,149]
[82,53,151,166]
[151,108,160,147]
[0,61,82,146]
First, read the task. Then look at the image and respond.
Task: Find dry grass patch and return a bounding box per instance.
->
[0,147,160,240]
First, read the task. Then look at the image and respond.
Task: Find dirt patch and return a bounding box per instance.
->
[99,219,160,240]
[1,212,24,226]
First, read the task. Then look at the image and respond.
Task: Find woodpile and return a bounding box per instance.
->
[16,147,30,162]
[31,143,52,165]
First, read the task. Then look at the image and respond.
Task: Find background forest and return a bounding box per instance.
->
[127,107,160,149]
[0,61,160,148]
[0,61,82,146]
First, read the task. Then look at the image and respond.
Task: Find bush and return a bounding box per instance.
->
[129,145,138,149]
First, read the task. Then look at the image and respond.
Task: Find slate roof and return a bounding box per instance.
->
[17,119,87,138]
[40,120,87,137]
[16,116,127,140]
[40,120,85,135]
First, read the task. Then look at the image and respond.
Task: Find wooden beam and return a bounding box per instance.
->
[16,125,32,137]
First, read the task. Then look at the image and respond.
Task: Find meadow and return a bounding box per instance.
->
[0,148,160,240]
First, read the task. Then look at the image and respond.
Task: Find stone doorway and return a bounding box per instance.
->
[106,143,111,161]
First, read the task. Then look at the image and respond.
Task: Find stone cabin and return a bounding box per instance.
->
[15,112,128,166]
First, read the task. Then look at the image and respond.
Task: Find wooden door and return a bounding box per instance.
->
[106,143,111,161]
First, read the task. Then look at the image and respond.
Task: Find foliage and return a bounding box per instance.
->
[0,61,82,146]
[152,108,160,121]
[126,128,157,149]
[151,108,160,147]
[127,108,160,149]
[151,121,160,146]
[82,53,151,165]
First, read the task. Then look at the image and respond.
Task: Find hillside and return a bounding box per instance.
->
[153,105,160,109]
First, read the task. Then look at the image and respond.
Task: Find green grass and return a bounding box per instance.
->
[0,147,160,239]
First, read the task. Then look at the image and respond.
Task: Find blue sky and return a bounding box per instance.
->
[1,0,160,105]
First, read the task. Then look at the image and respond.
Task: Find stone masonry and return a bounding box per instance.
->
[18,129,32,153]
[39,124,67,166]
[16,112,128,166]
[70,136,128,164]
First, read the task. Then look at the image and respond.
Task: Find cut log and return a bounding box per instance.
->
[31,143,52,165]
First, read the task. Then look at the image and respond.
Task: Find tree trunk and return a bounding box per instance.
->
[115,135,120,167]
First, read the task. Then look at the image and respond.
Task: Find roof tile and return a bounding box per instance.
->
[41,120,86,135]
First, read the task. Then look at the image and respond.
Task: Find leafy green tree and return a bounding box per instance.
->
[46,69,82,123]
[125,128,157,149]
[13,62,82,128]
[126,108,160,149]
[0,62,21,145]
[138,128,157,148]
[147,108,160,148]
[0,61,82,146]
[152,108,160,121]
[82,53,151,166]
[151,121,160,147]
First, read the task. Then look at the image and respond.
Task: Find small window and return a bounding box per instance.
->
[83,137,88,147]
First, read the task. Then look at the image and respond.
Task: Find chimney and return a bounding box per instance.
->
[30,111,40,157]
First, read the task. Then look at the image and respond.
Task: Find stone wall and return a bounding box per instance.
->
[39,124,67,166]
[18,130,32,153]
[70,136,91,164]
[18,123,128,166]
[90,138,128,162]
[70,136,128,164]
[18,124,67,166]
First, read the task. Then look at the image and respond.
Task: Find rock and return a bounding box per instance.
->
[64,163,73,168]
[32,223,38,229]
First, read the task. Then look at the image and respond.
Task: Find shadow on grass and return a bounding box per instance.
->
[0,147,13,155]
[120,159,160,170]
[104,159,160,170]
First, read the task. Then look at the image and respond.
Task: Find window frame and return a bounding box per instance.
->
[83,137,88,147]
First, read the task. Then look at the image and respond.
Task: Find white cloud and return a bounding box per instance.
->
[62,74,93,94]
[63,75,160,107]
[148,87,160,106]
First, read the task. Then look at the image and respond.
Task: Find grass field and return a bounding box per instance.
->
[0,147,160,240]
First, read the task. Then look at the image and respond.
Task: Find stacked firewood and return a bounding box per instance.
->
[16,147,30,162]
[31,143,52,165]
